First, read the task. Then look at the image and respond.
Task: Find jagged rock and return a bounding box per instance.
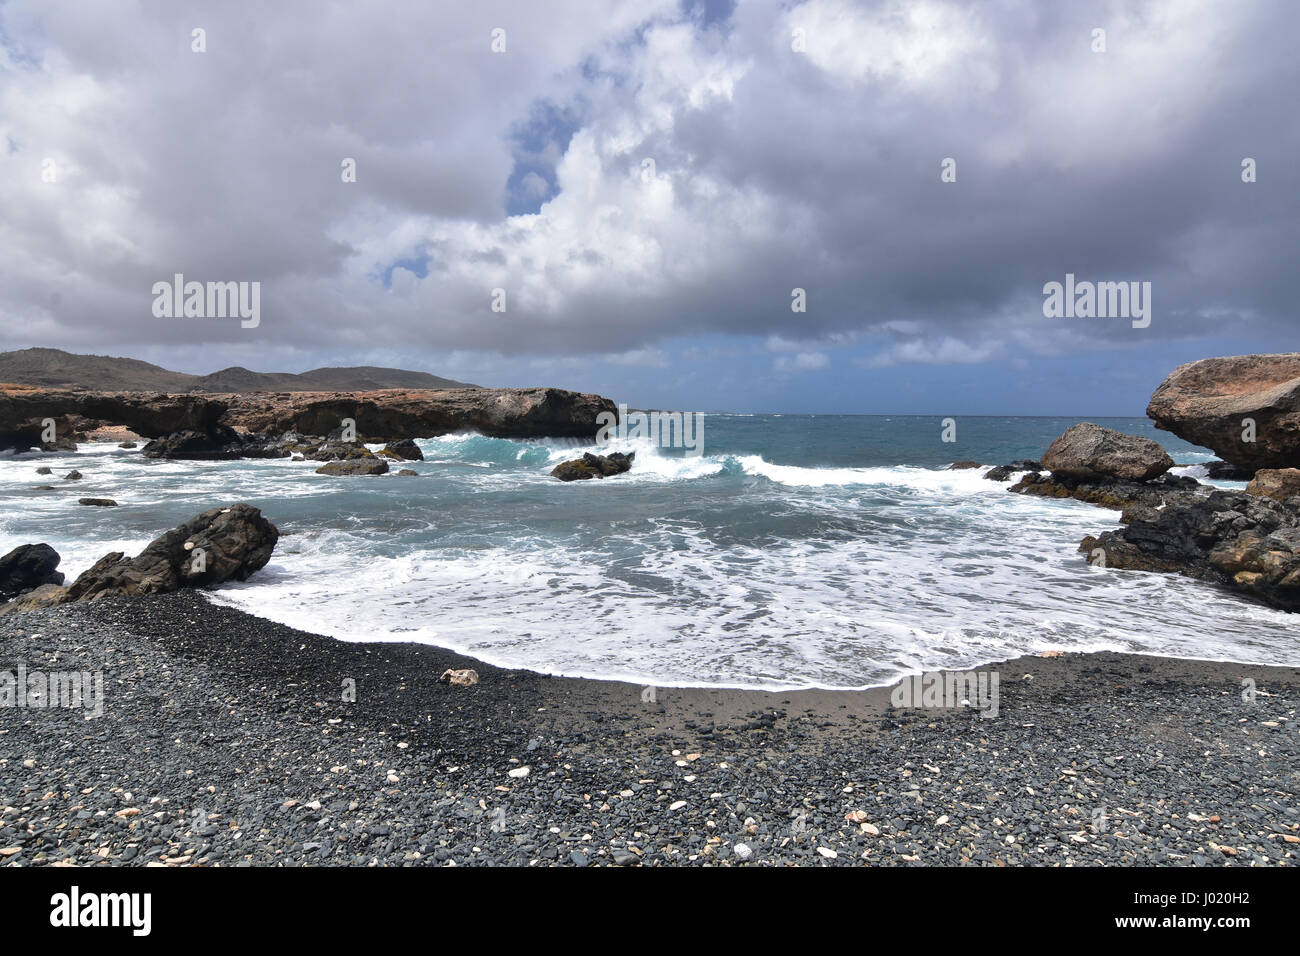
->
[0,386,227,452]
[1204,459,1254,480]
[550,451,635,481]
[78,498,118,507]
[63,470,82,480]
[947,460,982,470]
[0,543,65,600]
[61,503,278,603]
[303,441,375,462]
[2,583,69,612]
[1011,471,1199,510]
[1245,468,1300,502]
[1081,489,1300,610]
[315,458,389,476]
[1147,353,1300,471]
[36,466,52,475]
[439,668,479,687]
[1041,423,1173,481]
[382,438,424,461]
[984,460,1042,481]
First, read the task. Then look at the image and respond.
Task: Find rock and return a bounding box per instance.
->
[61,503,278,603]
[550,451,635,482]
[1081,489,1300,610]
[315,458,389,476]
[396,469,418,476]
[1010,471,1200,510]
[1041,423,1173,481]
[507,766,530,778]
[36,466,52,475]
[63,470,82,480]
[77,498,118,507]
[984,460,1043,481]
[1204,459,1254,481]
[733,843,753,861]
[1147,353,1300,471]
[0,582,68,612]
[1245,468,1300,502]
[382,438,424,461]
[141,425,292,461]
[0,543,65,600]
[0,387,227,452]
[118,441,138,449]
[439,668,479,687]
[947,461,982,470]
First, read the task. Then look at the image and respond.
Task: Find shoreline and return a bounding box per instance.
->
[2,591,1296,866]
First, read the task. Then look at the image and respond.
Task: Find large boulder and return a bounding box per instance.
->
[381,438,424,461]
[1245,468,1300,502]
[1147,353,1300,472]
[1041,423,1173,482]
[62,503,278,602]
[0,543,65,600]
[551,451,634,481]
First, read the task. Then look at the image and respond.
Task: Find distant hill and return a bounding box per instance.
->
[0,348,476,392]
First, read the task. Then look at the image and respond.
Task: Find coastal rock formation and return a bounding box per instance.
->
[220,387,614,441]
[3,384,614,454]
[61,503,278,603]
[382,438,424,461]
[78,498,118,507]
[0,544,65,600]
[316,459,389,476]
[1041,423,1173,482]
[1010,471,1200,511]
[1244,468,1300,502]
[1147,353,1300,472]
[984,460,1042,481]
[550,451,635,481]
[1081,489,1300,611]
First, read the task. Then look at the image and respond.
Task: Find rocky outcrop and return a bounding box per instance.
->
[220,387,614,441]
[381,438,424,461]
[3,384,614,454]
[551,451,635,481]
[1010,471,1200,511]
[0,544,64,600]
[1041,423,1173,481]
[947,460,982,470]
[316,459,389,476]
[984,460,1042,481]
[0,385,226,451]
[60,504,278,603]
[1081,490,1300,611]
[1147,353,1300,473]
[78,498,118,507]
[1244,468,1300,502]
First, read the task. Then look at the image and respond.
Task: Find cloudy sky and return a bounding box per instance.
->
[1,0,1296,413]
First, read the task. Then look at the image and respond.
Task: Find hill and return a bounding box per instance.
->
[0,348,475,392]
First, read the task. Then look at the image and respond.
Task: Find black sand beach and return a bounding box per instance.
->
[2,592,1296,866]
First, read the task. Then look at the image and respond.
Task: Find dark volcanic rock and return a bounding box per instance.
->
[0,386,226,451]
[1010,471,1200,510]
[1081,489,1300,610]
[63,504,278,603]
[0,543,64,600]
[1147,353,1300,471]
[382,438,424,461]
[78,498,118,507]
[984,460,1042,481]
[1204,459,1254,480]
[316,458,389,476]
[551,451,635,482]
[947,461,982,470]
[1041,423,1173,481]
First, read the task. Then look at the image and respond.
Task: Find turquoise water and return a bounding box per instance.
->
[4,415,1296,689]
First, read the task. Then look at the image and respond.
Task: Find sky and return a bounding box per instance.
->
[1,0,1296,414]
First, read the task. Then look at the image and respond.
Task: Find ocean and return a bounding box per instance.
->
[4,415,1297,689]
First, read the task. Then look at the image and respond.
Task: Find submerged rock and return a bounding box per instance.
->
[77,498,118,507]
[984,460,1042,481]
[550,451,635,481]
[1041,422,1173,482]
[316,458,389,476]
[0,543,65,600]
[1147,353,1300,471]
